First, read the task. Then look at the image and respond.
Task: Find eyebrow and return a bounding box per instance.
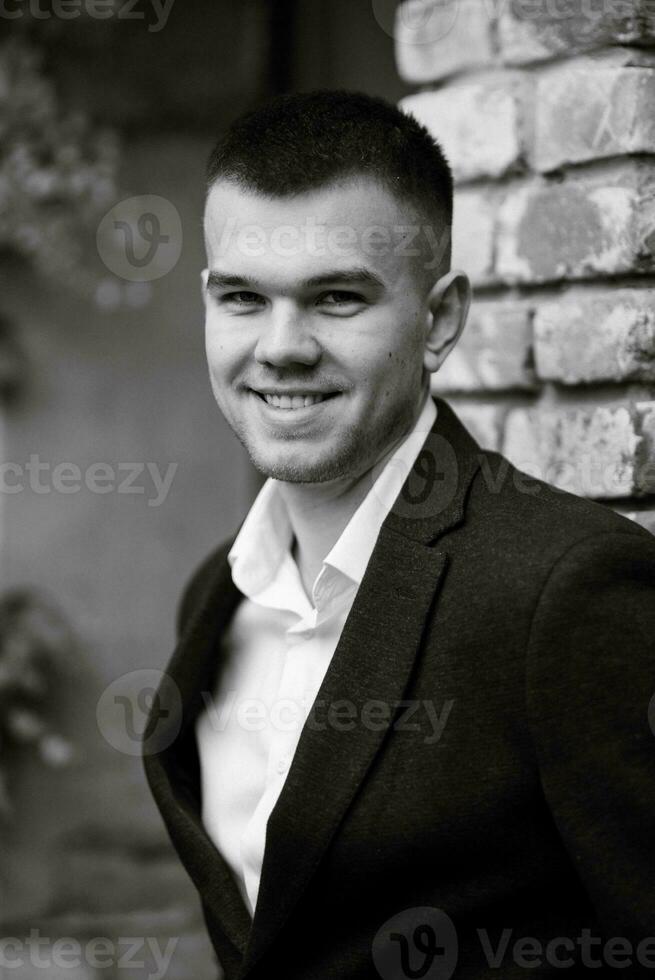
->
[205,267,386,292]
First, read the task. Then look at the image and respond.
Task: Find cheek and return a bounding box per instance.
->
[204,313,219,352]
[355,352,407,408]
[370,321,424,382]
[205,327,222,355]
[204,339,225,380]
[205,319,247,374]
[395,315,428,371]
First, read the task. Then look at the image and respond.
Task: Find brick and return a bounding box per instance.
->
[452,189,497,285]
[401,78,529,183]
[442,397,505,450]
[639,399,655,492]
[434,301,535,392]
[534,64,655,171]
[395,0,495,83]
[502,401,655,498]
[496,163,655,284]
[499,0,655,66]
[619,508,655,534]
[534,288,655,383]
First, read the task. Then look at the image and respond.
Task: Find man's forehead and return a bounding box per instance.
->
[202,176,431,285]
[203,175,418,234]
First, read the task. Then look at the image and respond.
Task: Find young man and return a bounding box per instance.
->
[144,91,655,980]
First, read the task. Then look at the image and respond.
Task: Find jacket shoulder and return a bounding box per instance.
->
[468,448,653,549]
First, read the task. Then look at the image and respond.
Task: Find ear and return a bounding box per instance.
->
[423,269,471,375]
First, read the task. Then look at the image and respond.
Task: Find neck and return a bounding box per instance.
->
[279,389,430,599]
[284,467,377,599]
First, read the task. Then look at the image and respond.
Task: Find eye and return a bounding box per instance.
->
[317,290,367,312]
[222,291,265,307]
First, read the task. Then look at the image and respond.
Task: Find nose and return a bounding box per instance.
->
[253,303,320,368]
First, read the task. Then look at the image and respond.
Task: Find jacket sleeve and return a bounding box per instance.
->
[526,528,655,943]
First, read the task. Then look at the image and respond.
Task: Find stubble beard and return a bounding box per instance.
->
[230,395,417,486]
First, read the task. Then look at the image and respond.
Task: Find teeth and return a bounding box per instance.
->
[263,393,327,409]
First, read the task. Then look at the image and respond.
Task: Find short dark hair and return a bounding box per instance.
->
[206,90,453,272]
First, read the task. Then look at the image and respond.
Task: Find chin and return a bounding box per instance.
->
[248,447,358,485]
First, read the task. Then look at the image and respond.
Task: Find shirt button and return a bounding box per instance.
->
[276,756,289,775]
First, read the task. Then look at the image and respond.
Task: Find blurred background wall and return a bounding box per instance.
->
[1,1,654,978]
[0,3,409,978]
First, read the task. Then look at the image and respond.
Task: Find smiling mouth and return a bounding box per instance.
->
[251,390,340,410]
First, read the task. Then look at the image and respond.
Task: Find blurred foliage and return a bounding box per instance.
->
[0,589,74,816]
[0,36,121,298]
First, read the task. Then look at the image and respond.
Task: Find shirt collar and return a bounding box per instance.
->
[228,392,437,600]
[323,391,436,586]
[227,477,293,597]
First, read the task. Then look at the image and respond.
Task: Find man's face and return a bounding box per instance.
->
[202,176,438,484]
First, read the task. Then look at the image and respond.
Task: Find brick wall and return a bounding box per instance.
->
[395,0,655,533]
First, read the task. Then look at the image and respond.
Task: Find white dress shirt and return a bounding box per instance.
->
[195,393,437,914]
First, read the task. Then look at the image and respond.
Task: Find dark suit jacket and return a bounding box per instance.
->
[143,396,655,979]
